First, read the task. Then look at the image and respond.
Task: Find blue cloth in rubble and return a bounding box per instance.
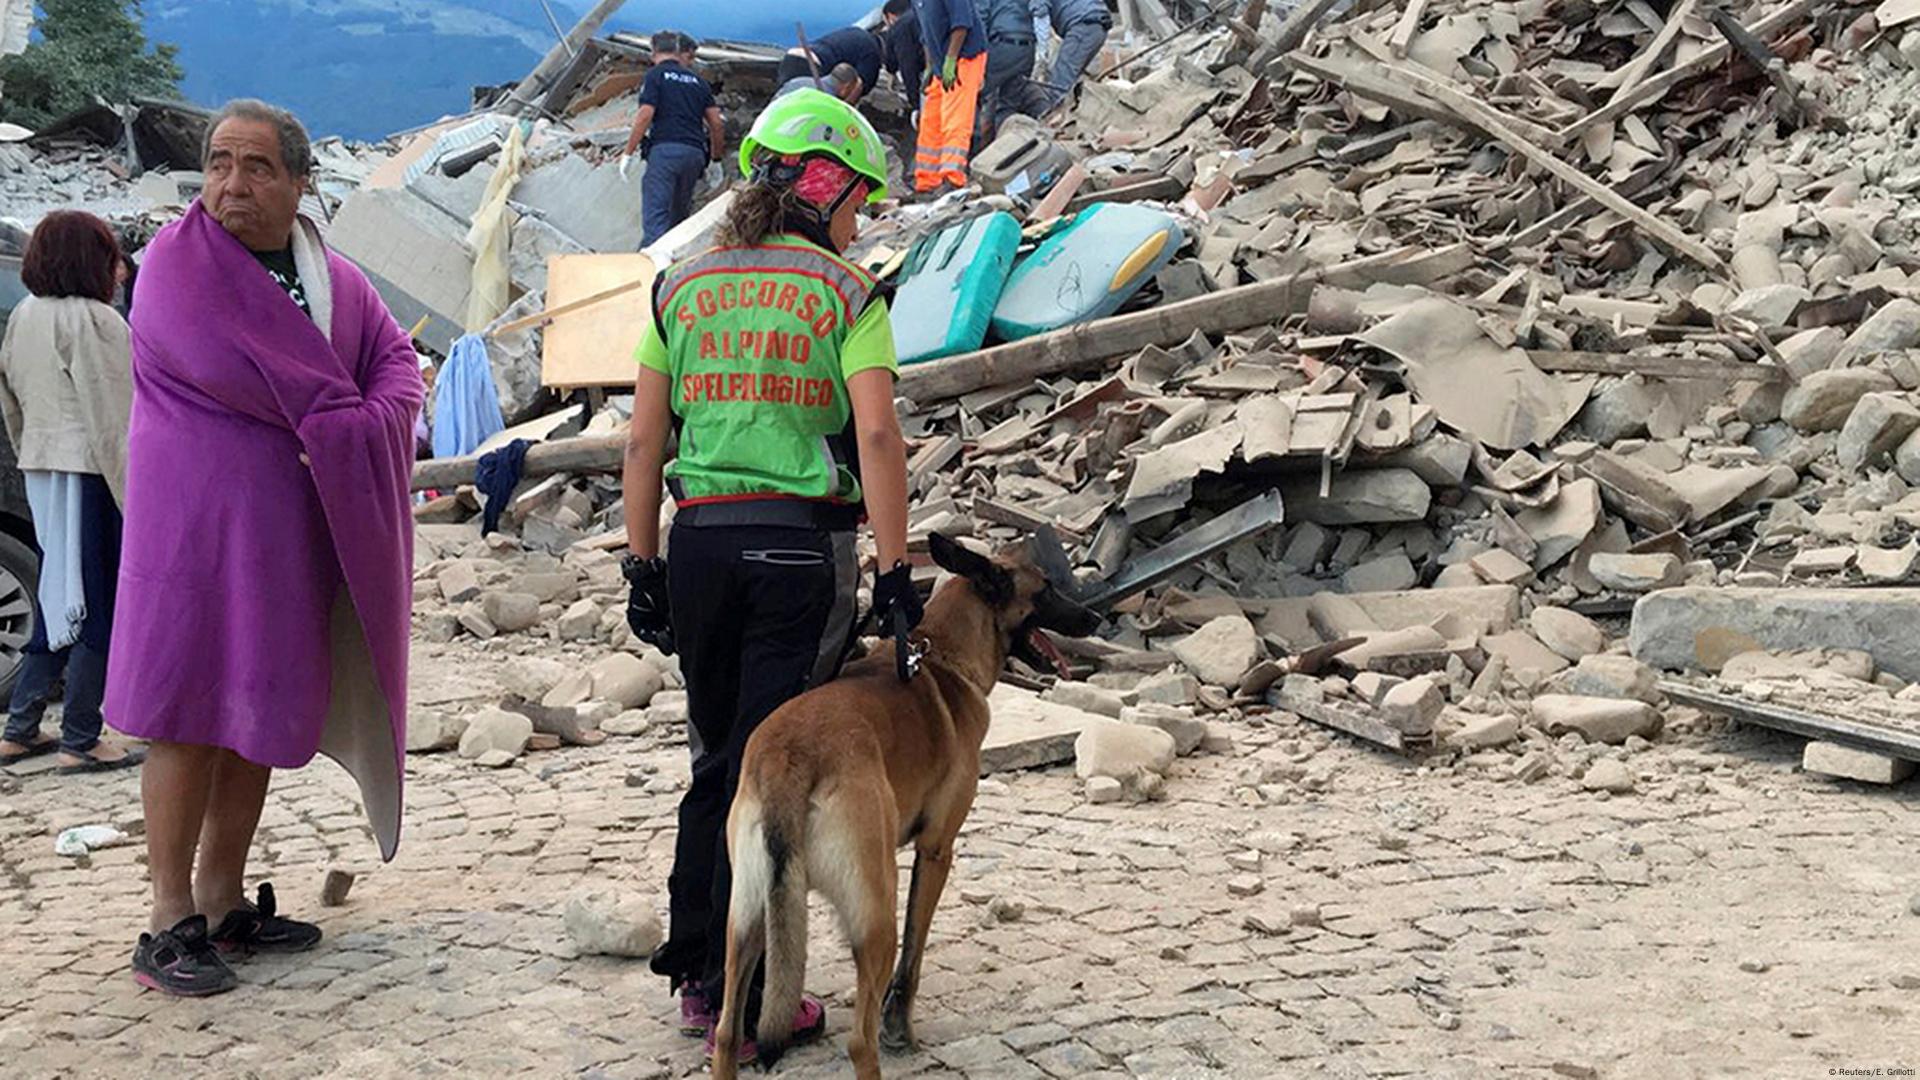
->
[431,334,505,460]
[475,439,532,536]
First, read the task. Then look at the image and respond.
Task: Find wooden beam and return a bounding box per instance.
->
[412,433,626,491]
[1595,0,1700,95]
[1251,0,1351,69]
[1387,0,1432,58]
[1526,350,1787,384]
[896,245,1471,404]
[485,272,653,340]
[1383,63,1728,275]
[1560,0,1822,141]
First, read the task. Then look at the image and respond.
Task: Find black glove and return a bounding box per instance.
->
[871,562,925,682]
[623,555,675,655]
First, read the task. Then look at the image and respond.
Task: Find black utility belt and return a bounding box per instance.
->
[676,499,860,531]
[992,35,1036,46]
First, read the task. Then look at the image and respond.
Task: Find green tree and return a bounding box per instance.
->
[0,0,184,130]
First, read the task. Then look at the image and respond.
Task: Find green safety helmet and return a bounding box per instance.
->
[739,87,889,204]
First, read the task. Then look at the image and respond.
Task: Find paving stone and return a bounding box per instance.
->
[1803,741,1916,785]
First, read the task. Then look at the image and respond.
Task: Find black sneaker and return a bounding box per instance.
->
[208,883,323,955]
[132,914,239,997]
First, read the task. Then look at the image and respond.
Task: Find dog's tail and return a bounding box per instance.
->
[724,783,812,1068]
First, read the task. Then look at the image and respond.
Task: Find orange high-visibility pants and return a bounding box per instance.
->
[914,53,987,192]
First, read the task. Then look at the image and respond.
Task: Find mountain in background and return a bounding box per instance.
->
[144,0,877,142]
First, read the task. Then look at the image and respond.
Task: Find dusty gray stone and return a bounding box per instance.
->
[1837,392,1920,472]
[1530,606,1607,661]
[1896,427,1920,486]
[457,708,533,759]
[1725,283,1807,327]
[405,710,469,754]
[1803,741,1916,784]
[1632,587,1920,681]
[1581,758,1635,794]
[1447,712,1519,751]
[1173,615,1262,686]
[1341,553,1418,594]
[1085,776,1124,803]
[480,591,541,634]
[558,598,602,642]
[1781,368,1898,433]
[1776,326,1846,378]
[601,710,651,736]
[589,653,664,709]
[1556,654,1661,704]
[1379,677,1443,735]
[499,656,569,700]
[473,748,517,768]
[1579,377,1658,444]
[564,889,664,957]
[1074,720,1177,782]
[437,561,483,604]
[1279,468,1432,525]
[1588,553,1684,592]
[1121,704,1206,755]
[1839,298,1920,365]
[1133,669,1200,707]
[1046,681,1126,718]
[1532,695,1662,744]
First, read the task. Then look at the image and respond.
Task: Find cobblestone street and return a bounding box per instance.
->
[5,637,1920,1079]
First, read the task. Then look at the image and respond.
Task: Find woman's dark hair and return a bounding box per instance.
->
[20,211,124,303]
[882,0,912,14]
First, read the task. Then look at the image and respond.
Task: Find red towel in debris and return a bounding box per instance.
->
[106,201,422,860]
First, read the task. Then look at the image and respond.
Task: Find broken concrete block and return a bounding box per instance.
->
[480,591,541,634]
[1279,469,1432,525]
[1839,299,1920,366]
[1483,631,1571,680]
[1133,669,1200,707]
[1725,283,1808,327]
[1837,392,1920,472]
[405,710,468,753]
[1328,529,1370,571]
[1121,704,1206,755]
[1085,776,1124,803]
[1379,678,1443,735]
[437,561,483,604]
[1432,563,1483,589]
[1579,377,1658,444]
[1341,553,1418,594]
[1781,368,1899,433]
[1631,588,1920,681]
[1074,720,1177,782]
[1556,654,1661,705]
[558,598,602,642]
[1777,326,1847,379]
[1858,542,1920,584]
[1530,606,1607,661]
[1897,427,1920,486]
[1802,741,1915,785]
[1350,671,1404,706]
[1470,547,1534,586]
[1581,758,1636,794]
[1173,615,1262,687]
[457,707,533,760]
[1448,712,1519,751]
[1734,381,1786,426]
[1532,695,1661,745]
[1046,681,1126,718]
[1788,546,1858,577]
[589,653,663,710]
[1280,522,1337,570]
[1514,478,1601,571]
[564,889,664,958]
[1588,552,1684,592]
[1376,433,1472,486]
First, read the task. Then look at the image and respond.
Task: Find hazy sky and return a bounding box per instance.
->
[605,1,879,45]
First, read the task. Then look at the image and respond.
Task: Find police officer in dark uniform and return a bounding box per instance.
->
[621,31,727,248]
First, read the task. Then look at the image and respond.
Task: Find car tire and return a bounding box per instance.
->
[0,529,38,701]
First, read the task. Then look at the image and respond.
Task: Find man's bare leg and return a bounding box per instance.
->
[142,741,220,932]
[192,749,272,919]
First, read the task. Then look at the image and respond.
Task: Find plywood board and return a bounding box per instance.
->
[541,253,657,390]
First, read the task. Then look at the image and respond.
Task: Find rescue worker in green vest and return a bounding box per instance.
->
[619,88,919,1066]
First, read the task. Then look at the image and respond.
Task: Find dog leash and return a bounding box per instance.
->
[843,604,927,683]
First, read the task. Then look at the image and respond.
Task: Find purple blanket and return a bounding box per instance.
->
[107,203,421,859]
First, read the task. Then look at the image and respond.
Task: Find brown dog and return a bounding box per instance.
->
[709,533,1101,1079]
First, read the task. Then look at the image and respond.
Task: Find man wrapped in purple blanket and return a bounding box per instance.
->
[107,100,422,997]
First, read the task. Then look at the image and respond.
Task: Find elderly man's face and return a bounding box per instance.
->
[204,117,305,252]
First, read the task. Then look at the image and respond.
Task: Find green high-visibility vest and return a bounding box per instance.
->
[635,235,898,506]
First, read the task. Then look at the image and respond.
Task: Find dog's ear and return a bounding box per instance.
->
[929,533,1013,605]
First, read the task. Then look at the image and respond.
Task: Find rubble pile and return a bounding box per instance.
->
[396,0,1920,793]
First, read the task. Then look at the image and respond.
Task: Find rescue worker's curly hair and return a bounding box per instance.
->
[715,180,793,248]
